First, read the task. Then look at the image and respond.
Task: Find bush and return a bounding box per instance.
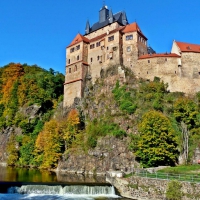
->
[166,180,183,200]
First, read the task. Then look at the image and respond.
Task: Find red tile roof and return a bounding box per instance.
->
[89,26,124,43]
[175,41,200,53]
[122,22,147,39]
[122,22,141,33]
[68,33,90,48]
[139,53,181,59]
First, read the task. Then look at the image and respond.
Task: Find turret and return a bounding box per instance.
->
[85,20,90,34]
[108,9,114,24]
[122,12,128,25]
[99,5,109,23]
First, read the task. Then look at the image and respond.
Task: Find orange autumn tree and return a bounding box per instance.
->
[34,119,64,169]
[1,63,24,104]
[60,109,80,150]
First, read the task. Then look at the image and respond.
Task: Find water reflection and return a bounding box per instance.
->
[0,165,108,184]
[0,166,57,183]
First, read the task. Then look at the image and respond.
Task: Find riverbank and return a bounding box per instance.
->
[106,173,200,200]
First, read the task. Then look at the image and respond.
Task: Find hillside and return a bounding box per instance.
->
[0,63,64,165]
[0,63,200,173]
[59,65,200,173]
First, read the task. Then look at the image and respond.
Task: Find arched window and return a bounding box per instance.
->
[74,65,77,72]
[69,68,71,73]
[68,59,70,64]
[77,55,79,60]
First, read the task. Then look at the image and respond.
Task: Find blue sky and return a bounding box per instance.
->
[0,0,200,74]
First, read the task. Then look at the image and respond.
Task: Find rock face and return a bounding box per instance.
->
[58,135,136,174]
[0,104,42,163]
[59,66,138,174]
[0,127,14,162]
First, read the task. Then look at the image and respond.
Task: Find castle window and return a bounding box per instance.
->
[126,34,133,40]
[165,58,167,61]
[76,45,80,50]
[108,35,114,42]
[74,65,77,72]
[113,46,117,51]
[90,44,95,49]
[70,48,74,53]
[90,58,93,63]
[127,46,131,52]
[97,56,99,61]
[148,60,150,63]
[107,46,109,50]
[69,68,71,73]
[77,55,79,60]
[68,59,70,64]
[96,42,100,47]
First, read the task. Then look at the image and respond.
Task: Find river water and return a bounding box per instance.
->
[0,166,131,200]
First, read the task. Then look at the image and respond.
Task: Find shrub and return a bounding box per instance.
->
[166,180,183,200]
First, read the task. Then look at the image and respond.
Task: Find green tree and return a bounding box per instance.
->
[166,180,183,200]
[173,98,199,130]
[135,110,178,167]
[6,134,19,166]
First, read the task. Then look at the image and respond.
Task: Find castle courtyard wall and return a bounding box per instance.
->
[136,56,180,78]
[181,52,200,79]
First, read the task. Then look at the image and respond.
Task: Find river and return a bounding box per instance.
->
[0,165,131,200]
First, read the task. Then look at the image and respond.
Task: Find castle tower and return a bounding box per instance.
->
[63,34,89,107]
[122,22,148,68]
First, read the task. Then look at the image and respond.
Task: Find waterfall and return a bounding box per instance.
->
[7,185,116,196]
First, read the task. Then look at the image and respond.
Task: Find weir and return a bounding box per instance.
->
[8,185,116,195]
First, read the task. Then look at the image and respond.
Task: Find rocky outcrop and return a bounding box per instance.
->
[0,104,42,163]
[58,135,136,175]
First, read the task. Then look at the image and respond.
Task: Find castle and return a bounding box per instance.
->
[64,5,200,107]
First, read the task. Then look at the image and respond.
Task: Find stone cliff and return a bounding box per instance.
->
[59,65,138,174]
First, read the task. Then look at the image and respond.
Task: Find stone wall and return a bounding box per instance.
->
[181,52,200,79]
[107,175,200,200]
[58,135,136,175]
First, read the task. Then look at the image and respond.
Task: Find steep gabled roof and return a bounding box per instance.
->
[122,22,141,33]
[176,41,200,53]
[68,33,90,48]
[86,11,128,34]
[122,22,147,39]
[139,53,181,59]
